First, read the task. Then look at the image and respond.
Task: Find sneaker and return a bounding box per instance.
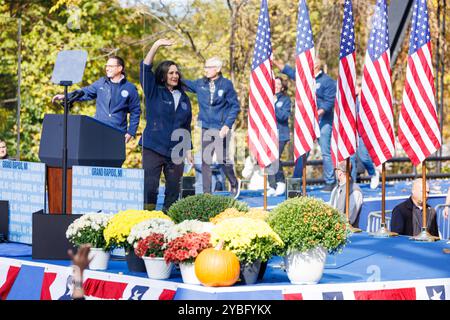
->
[321,184,334,192]
[370,171,380,190]
[274,182,286,196]
[231,179,242,199]
[267,187,276,197]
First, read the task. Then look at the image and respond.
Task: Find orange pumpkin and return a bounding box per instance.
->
[195,245,240,287]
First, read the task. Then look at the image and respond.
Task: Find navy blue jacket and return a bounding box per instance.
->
[74,76,141,136]
[139,62,192,158]
[274,93,291,142]
[184,75,240,129]
[282,65,336,127]
[391,197,439,237]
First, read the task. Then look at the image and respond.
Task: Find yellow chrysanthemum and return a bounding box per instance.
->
[210,217,283,263]
[246,208,269,221]
[209,208,242,224]
[103,209,171,248]
[210,208,269,224]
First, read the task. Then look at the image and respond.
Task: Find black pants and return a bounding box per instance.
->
[201,128,238,194]
[268,140,288,189]
[142,147,184,212]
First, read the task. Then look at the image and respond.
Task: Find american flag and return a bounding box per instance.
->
[398,0,441,166]
[248,0,278,168]
[358,0,395,167]
[293,0,320,162]
[331,0,357,168]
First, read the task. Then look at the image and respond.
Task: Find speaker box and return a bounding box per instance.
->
[286,178,302,199]
[0,200,9,242]
[180,176,196,198]
[32,211,82,260]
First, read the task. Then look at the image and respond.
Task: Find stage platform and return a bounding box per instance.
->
[1,233,449,300]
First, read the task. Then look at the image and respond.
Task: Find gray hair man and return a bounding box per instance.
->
[329,161,363,227]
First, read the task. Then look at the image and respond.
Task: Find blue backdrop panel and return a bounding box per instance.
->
[72,165,144,214]
[0,160,46,244]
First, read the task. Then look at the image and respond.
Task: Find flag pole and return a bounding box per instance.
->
[372,162,397,237]
[346,158,361,233]
[302,154,307,196]
[411,160,439,241]
[263,168,268,210]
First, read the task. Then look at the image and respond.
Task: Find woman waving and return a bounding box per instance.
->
[140,39,193,212]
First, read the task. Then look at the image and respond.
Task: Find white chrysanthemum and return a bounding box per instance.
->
[166,220,212,242]
[66,213,112,241]
[127,218,175,246]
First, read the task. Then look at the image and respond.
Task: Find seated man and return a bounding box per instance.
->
[329,161,363,228]
[391,178,439,237]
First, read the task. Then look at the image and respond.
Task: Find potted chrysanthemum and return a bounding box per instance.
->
[268,196,349,284]
[134,233,173,280]
[164,232,212,284]
[66,213,112,270]
[103,209,172,272]
[125,218,175,278]
[210,217,284,284]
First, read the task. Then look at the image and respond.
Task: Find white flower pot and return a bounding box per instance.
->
[284,246,327,284]
[180,262,201,285]
[88,248,110,271]
[142,257,173,280]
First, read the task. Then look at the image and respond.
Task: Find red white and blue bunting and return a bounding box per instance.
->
[0,257,449,300]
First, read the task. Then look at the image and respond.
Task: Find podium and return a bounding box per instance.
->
[39,114,126,213]
[33,114,125,259]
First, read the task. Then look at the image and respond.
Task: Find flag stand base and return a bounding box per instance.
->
[348,225,362,233]
[410,228,439,242]
[370,224,398,238]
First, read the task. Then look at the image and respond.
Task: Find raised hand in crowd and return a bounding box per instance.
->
[144,38,175,65]
[67,244,92,300]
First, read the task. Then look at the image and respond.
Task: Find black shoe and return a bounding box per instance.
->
[215,181,223,192]
[321,184,334,192]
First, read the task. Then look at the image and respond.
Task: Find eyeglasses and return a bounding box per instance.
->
[204,65,218,69]
[105,65,120,68]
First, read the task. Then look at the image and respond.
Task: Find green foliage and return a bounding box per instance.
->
[243,237,279,265]
[167,194,249,223]
[1,0,449,171]
[268,196,349,254]
[0,0,148,165]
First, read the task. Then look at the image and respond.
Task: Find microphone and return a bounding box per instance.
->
[64,90,85,105]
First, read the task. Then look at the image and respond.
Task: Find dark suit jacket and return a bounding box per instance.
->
[391,197,439,237]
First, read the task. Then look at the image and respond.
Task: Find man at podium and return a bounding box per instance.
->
[52,56,141,144]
